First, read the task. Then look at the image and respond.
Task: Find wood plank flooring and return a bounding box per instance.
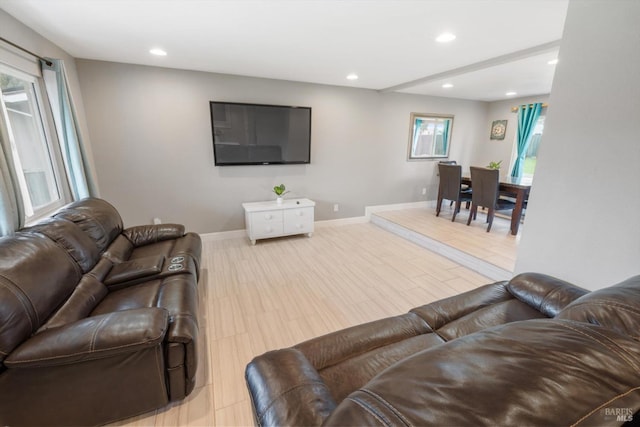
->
[374,205,520,272]
[112,221,499,427]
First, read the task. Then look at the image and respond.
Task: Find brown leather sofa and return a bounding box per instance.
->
[0,198,202,426]
[246,273,640,426]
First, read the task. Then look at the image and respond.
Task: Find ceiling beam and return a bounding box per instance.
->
[379,39,562,93]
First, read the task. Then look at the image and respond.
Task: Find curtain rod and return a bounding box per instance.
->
[0,36,53,66]
[511,103,548,113]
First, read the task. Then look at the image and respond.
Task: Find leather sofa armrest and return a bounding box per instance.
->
[507,272,589,317]
[104,255,165,286]
[246,348,336,427]
[5,308,168,368]
[123,224,185,247]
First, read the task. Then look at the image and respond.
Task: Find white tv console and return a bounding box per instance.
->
[242,198,315,245]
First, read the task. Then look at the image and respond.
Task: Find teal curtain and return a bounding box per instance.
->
[40,58,97,200]
[511,102,542,177]
[441,119,450,154]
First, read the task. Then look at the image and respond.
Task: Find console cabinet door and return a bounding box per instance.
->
[283,207,314,235]
[250,211,284,238]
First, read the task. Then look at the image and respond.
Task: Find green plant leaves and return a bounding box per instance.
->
[273,184,287,196]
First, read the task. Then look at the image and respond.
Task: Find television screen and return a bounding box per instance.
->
[210,101,311,165]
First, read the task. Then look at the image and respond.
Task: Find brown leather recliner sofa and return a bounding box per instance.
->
[0,198,202,426]
[246,273,640,426]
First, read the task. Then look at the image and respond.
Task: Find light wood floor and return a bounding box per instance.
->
[113,221,495,427]
[375,205,520,272]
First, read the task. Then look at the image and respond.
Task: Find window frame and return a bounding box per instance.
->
[0,62,70,223]
[407,112,454,161]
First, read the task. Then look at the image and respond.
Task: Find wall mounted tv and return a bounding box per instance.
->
[210,101,311,165]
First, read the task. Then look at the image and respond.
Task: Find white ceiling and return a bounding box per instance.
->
[0,0,569,102]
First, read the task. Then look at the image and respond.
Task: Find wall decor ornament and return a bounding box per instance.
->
[490,120,508,140]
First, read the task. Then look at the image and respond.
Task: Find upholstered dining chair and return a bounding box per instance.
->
[436,160,462,208]
[466,166,516,232]
[436,163,472,222]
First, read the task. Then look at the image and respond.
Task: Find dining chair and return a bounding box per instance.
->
[466,166,516,232]
[438,160,470,206]
[436,163,472,222]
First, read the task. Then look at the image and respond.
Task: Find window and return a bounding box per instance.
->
[522,114,545,178]
[407,113,453,160]
[0,64,67,220]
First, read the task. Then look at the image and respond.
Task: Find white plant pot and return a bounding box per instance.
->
[276,197,283,205]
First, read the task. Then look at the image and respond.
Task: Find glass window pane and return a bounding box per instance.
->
[523,115,545,177]
[1,70,60,212]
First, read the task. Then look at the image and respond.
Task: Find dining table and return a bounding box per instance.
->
[461,175,532,235]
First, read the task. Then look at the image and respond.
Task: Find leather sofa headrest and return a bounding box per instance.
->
[53,198,123,253]
[23,218,100,273]
[507,272,588,317]
[556,275,640,340]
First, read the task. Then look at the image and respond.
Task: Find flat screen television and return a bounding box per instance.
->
[210,101,311,165]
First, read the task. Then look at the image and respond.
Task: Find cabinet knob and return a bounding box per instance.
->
[265,214,272,220]
[298,211,304,216]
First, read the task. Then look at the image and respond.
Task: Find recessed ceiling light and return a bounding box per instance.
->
[506,91,517,96]
[346,73,358,80]
[442,83,454,88]
[436,33,456,43]
[149,48,167,56]
[548,58,559,65]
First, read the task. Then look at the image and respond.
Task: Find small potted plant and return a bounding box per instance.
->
[487,160,502,170]
[272,184,290,205]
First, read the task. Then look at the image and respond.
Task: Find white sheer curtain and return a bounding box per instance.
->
[0,122,25,236]
[41,58,97,200]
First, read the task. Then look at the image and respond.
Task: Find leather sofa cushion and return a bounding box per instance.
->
[323,319,640,426]
[435,298,546,341]
[557,275,640,340]
[53,198,123,253]
[410,281,512,329]
[23,218,100,273]
[0,234,81,360]
[295,312,431,371]
[317,332,445,403]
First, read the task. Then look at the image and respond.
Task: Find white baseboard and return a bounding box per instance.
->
[198,229,246,241]
[315,216,368,228]
[199,200,436,241]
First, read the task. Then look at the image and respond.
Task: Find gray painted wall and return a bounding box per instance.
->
[515,0,640,290]
[75,60,488,233]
